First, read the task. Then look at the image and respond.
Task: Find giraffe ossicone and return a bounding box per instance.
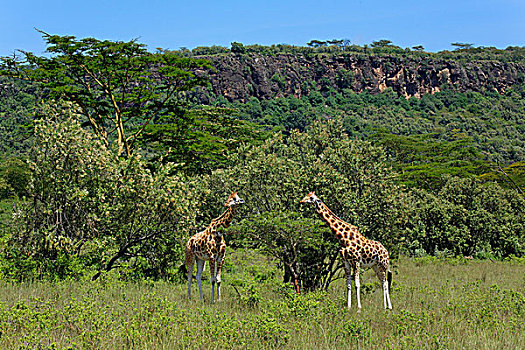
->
[300,191,393,310]
[185,191,244,303]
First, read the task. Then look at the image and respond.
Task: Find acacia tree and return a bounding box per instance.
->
[307,40,328,48]
[451,42,474,51]
[372,132,490,190]
[0,30,212,157]
[140,106,272,175]
[233,212,336,293]
[371,39,394,48]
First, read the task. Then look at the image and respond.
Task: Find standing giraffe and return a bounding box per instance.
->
[185,192,244,302]
[300,191,392,310]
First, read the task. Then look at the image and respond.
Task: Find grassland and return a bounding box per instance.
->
[1,251,524,350]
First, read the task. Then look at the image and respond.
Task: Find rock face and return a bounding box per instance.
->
[197,53,525,102]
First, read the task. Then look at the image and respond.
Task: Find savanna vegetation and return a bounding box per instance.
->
[0,32,524,349]
[1,253,524,349]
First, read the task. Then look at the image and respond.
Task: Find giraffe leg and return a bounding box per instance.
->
[216,256,224,301]
[344,261,352,309]
[354,262,362,310]
[196,259,205,300]
[186,256,194,300]
[383,269,392,310]
[185,244,195,300]
[382,279,392,309]
[209,259,216,304]
[374,265,392,310]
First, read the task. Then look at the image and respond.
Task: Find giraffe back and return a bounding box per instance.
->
[186,229,226,261]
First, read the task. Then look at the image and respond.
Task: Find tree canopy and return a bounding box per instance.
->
[0,31,212,156]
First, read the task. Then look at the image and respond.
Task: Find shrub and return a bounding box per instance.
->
[401,176,525,257]
[2,106,200,281]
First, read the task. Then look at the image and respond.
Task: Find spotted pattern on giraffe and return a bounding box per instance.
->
[300,191,393,310]
[185,192,244,303]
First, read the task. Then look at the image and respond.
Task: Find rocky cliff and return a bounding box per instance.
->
[197,53,525,102]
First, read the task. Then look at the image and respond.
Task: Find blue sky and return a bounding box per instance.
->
[2,0,524,56]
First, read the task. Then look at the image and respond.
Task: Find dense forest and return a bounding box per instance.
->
[0,33,524,286]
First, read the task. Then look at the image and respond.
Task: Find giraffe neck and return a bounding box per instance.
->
[209,206,237,232]
[314,200,341,227]
[314,200,361,242]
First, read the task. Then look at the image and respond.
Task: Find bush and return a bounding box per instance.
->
[1,106,201,281]
[401,176,525,257]
[0,157,30,200]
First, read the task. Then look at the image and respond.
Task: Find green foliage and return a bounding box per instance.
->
[234,212,339,292]
[0,31,212,157]
[182,41,525,63]
[190,45,230,56]
[480,161,525,194]
[451,42,474,51]
[206,118,402,290]
[1,256,524,349]
[1,107,200,281]
[0,76,40,156]
[370,40,405,54]
[373,132,490,190]
[140,106,272,175]
[401,176,525,257]
[0,156,30,200]
[230,42,246,54]
[225,86,525,190]
[226,249,278,308]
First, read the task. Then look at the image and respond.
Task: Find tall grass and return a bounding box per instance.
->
[1,251,524,349]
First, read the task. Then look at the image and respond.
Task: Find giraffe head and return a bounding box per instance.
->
[299,191,321,204]
[224,192,245,207]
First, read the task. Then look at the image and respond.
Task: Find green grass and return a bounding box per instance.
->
[0,251,524,349]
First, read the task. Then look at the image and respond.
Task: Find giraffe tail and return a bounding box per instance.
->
[179,263,188,276]
[387,270,393,294]
[179,263,198,280]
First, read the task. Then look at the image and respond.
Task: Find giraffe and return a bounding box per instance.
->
[300,191,392,310]
[185,191,244,302]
